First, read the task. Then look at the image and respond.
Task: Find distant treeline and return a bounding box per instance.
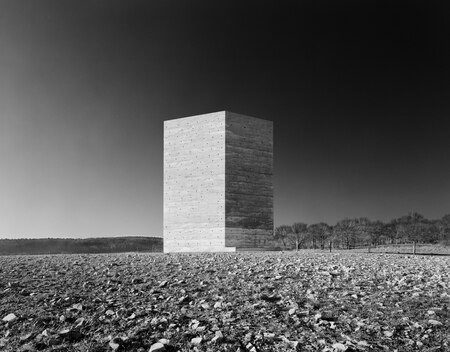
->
[0,236,163,255]
[275,213,450,250]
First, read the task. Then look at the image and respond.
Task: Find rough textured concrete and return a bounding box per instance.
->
[225,112,273,248]
[164,112,229,252]
[163,111,273,252]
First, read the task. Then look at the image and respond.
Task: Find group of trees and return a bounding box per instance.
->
[274,213,450,250]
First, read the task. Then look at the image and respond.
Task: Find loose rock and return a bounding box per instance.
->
[149,342,165,352]
[191,337,202,345]
[2,313,17,322]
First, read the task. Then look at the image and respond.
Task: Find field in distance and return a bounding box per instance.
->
[0,252,449,351]
[344,243,450,255]
[0,237,163,255]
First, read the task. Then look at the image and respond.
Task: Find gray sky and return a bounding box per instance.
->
[1,0,449,238]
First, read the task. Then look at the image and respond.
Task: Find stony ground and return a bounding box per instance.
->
[0,252,449,352]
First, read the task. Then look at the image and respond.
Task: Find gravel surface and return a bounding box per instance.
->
[1,252,449,351]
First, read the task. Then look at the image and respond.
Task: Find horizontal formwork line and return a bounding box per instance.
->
[225,146,272,154]
[226,191,273,198]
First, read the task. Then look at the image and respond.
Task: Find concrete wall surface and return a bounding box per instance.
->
[225,112,274,248]
[164,112,230,252]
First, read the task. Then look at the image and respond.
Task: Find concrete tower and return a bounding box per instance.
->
[164,111,273,252]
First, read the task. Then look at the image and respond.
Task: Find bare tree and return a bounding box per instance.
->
[333,218,357,249]
[274,225,292,249]
[308,223,330,250]
[290,222,307,251]
[438,214,450,245]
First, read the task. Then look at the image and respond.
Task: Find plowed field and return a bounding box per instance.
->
[1,252,449,351]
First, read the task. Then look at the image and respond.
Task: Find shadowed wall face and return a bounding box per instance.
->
[225,112,274,248]
[163,111,273,252]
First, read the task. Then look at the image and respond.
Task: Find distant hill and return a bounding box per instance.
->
[0,237,163,255]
